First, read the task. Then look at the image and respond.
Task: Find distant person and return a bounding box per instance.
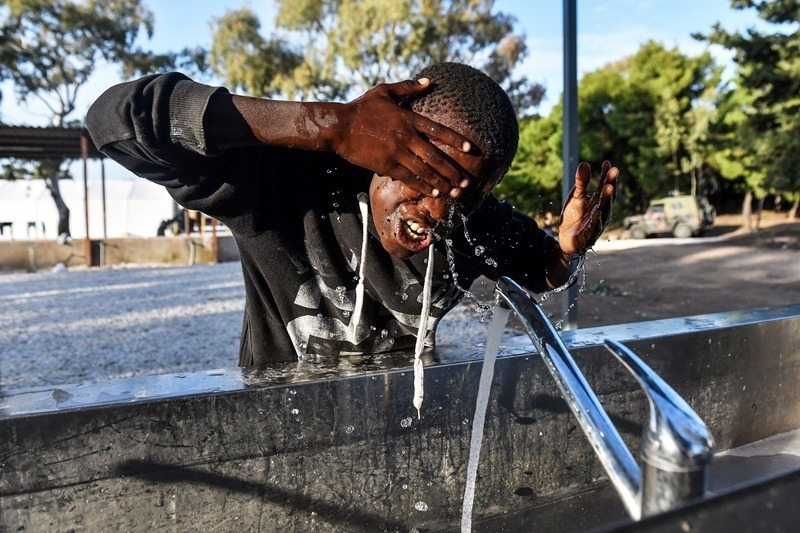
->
[86,62,617,366]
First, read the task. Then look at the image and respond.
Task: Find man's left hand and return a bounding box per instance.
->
[558,161,619,256]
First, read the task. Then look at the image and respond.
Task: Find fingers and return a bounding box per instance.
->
[561,161,619,250]
[414,113,473,155]
[362,81,475,196]
[405,139,475,198]
[382,78,433,101]
[572,162,591,198]
[388,166,438,197]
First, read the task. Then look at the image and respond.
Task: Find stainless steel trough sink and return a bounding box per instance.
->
[2,303,800,531]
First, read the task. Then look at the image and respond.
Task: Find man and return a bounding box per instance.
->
[87,62,617,366]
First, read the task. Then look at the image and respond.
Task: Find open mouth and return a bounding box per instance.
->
[395,217,434,251]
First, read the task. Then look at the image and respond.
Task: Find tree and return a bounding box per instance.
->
[503,42,723,220]
[708,85,768,229]
[210,1,544,115]
[496,110,563,215]
[0,0,180,237]
[208,7,313,99]
[698,0,800,221]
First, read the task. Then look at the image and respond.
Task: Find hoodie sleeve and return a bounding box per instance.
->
[86,72,268,235]
[457,193,561,294]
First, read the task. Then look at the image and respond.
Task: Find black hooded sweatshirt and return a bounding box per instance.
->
[86,73,560,366]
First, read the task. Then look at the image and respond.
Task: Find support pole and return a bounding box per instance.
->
[81,132,91,267]
[211,218,219,263]
[101,158,107,239]
[561,0,579,330]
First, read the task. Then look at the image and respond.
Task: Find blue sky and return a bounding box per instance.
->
[1,0,773,124]
[0,0,773,177]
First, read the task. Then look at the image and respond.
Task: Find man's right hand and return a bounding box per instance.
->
[331,78,475,199]
[220,78,475,198]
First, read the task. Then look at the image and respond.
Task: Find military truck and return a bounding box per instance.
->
[624,195,715,239]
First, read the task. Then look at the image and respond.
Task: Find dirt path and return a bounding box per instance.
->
[536,215,800,328]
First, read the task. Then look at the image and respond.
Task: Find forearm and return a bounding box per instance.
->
[205,93,344,153]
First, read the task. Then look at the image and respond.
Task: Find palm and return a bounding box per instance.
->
[558,162,618,256]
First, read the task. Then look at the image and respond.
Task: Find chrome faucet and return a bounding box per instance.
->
[495,276,715,520]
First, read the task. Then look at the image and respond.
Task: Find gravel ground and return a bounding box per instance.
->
[6,217,797,391]
[0,262,496,390]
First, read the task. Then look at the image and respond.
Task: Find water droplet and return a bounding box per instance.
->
[485,257,498,267]
[380,329,389,338]
[474,245,485,256]
[290,408,300,415]
[288,389,297,395]
[414,501,429,512]
[400,417,413,428]
[332,203,339,208]
[346,425,355,434]
[336,286,347,305]
[441,233,492,319]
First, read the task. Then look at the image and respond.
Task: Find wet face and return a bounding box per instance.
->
[369,140,499,259]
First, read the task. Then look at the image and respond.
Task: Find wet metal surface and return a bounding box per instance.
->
[1,304,799,531]
[3,304,797,418]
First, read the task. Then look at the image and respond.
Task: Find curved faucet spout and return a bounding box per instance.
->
[494,276,714,520]
[495,277,642,518]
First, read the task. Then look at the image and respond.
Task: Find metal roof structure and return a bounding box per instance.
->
[0,125,104,160]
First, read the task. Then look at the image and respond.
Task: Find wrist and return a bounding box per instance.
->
[312,102,346,153]
[546,250,584,290]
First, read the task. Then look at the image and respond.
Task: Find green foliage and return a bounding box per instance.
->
[698,0,800,201]
[496,112,562,214]
[0,0,157,125]
[619,42,722,200]
[208,7,312,99]
[238,0,546,113]
[507,42,723,216]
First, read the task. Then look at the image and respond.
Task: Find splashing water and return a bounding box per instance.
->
[539,249,598,330]
[458,211,474,244]
[536,253,588,304]
[461,305,511,532]
[442,238,493,322]
[436,204,493,321]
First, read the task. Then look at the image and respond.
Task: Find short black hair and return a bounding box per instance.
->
[405,62,519,182]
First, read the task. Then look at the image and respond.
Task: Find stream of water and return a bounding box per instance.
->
[460,305,511,532]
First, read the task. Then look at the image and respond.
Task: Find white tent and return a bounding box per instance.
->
[0,178,175,240]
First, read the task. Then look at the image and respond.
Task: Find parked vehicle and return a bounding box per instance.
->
[624,195,715,239]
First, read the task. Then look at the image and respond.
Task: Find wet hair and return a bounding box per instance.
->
[405,62,519,183]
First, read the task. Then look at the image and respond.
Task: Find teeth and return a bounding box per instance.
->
[403,220,428,241]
